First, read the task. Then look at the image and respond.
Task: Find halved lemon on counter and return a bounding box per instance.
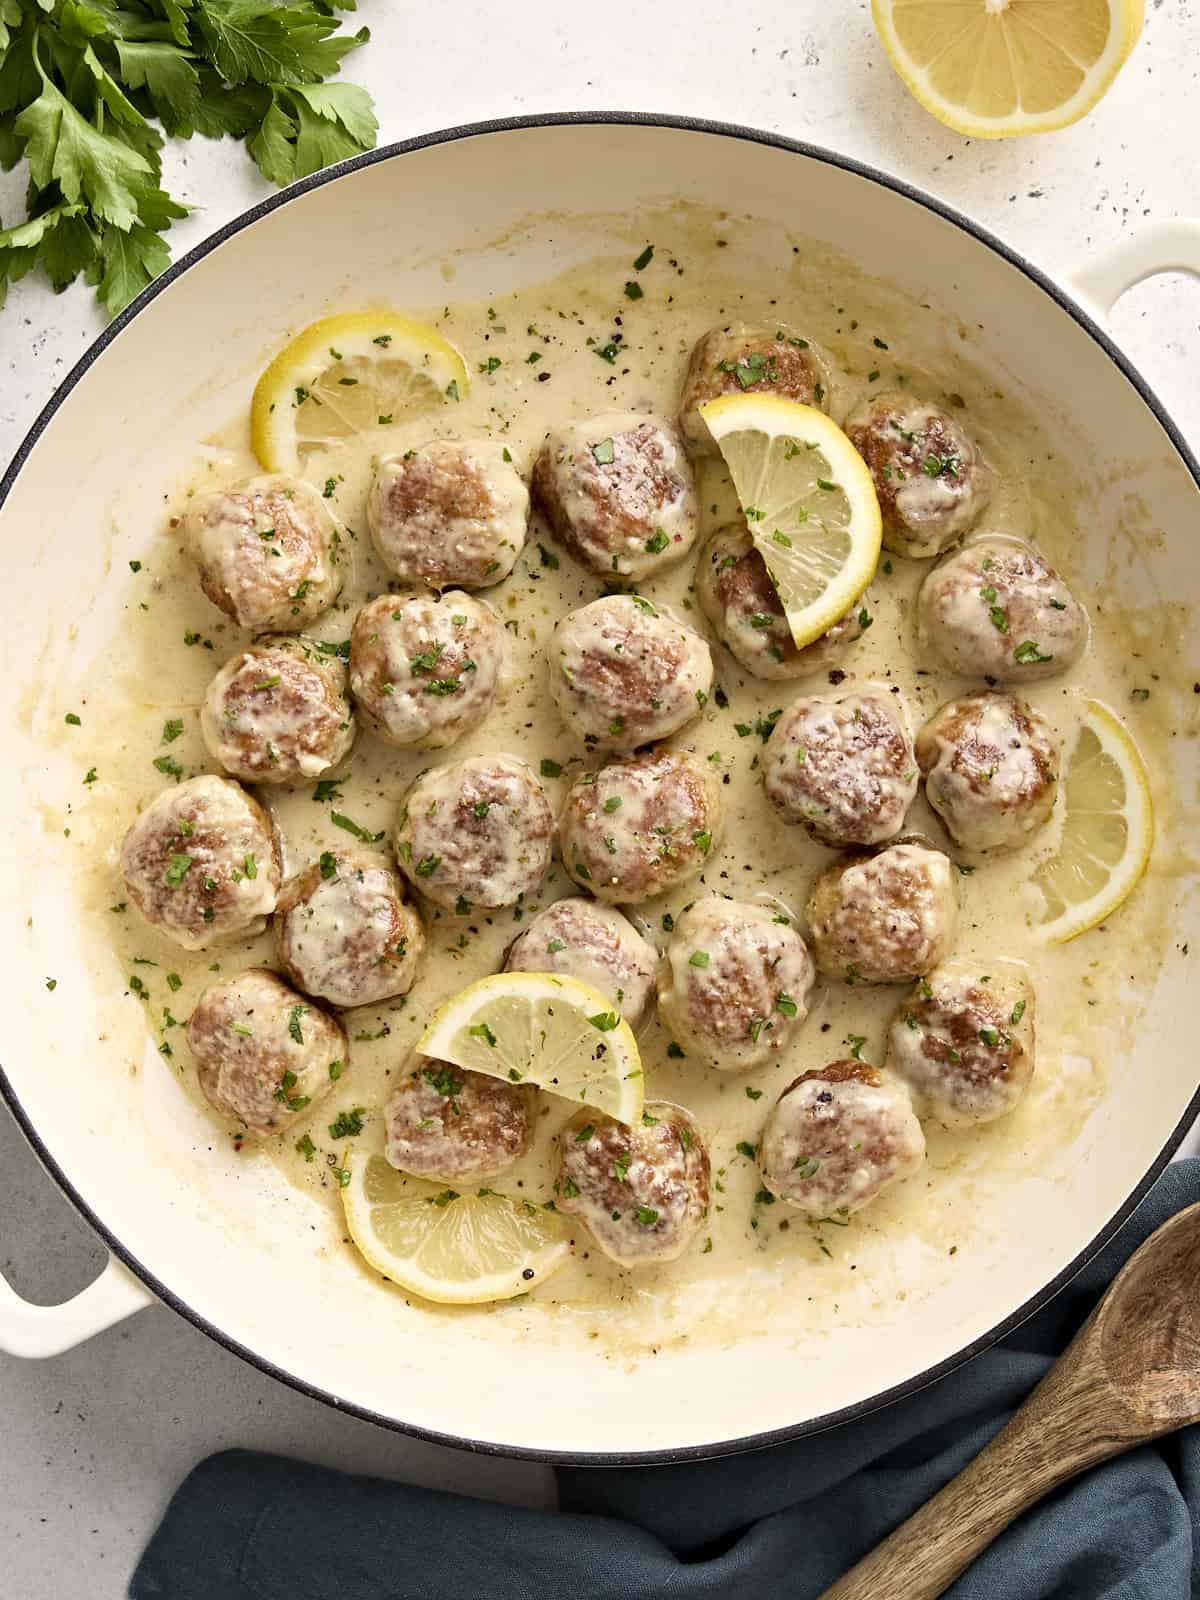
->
[250,310,468,473]
[1030,700,1154,944]
[701,394,881,648]
[873,0,1145,140]
[341,1154,571,1305]
[416,972,644,1124]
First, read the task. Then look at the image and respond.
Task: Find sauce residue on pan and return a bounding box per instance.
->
[41,204,1190,1359]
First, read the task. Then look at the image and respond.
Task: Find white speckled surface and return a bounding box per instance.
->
[3,3,1200,1593]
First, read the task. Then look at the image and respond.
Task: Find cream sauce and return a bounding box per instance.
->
[46,213,1188,1357]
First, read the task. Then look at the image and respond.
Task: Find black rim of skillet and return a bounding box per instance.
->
[2,110,1199,1469]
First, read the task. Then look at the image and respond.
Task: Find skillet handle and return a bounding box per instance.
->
[1067,218,1200,317]
[0,1255,154,1357]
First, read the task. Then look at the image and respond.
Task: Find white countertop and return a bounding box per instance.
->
[3,3,1200,1593]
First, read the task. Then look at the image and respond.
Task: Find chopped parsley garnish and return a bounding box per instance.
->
[319,851,338,880]
[331,812,384,843]
[591,437,615,465]
[1011,999,1027,1025]
[745,1086,763,1100]
[1013,640,1053,665]
[288,1004,307,1045]
[736,1141,758,1161]
[328,1107,366,1139]
[295,1134,316,1163]
[845,1033,867,1060]
[468,1022,497,1047]
[633,244,654,271]
[644,528,670,554]
[64,712,81,726]
[776,993,798,1017]
[538,543,560,570]
[415,855,441,877]
[163,853,192,888]
[793,1156,820,1179]
[688,950,710,968]
[635,1206,658,1226]
[540,758,563,778]
[166,973,182,993]
[575,1123,596,1143]
[589,1011,620,1032]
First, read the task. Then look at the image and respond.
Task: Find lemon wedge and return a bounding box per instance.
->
[416,972,644,1124]
[250,310,468,474]
[1031,700,1153,943]
[341,1154,571,1305]
[701,394,882,648]
[872,0,1144,139]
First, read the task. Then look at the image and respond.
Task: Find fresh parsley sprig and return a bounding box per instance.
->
[0,0,377,316]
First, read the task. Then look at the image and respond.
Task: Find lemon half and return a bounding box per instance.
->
[416,971,644,1125]
[873,0,1145,139]
[1031,700,1154,944]
[251,310,468,474]
[701,394,881,648]
[341,1154,571,1305]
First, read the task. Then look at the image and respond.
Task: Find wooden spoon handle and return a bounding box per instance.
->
[816,1325,1145,1600]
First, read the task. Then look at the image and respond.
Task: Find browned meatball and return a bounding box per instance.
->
[844,392,991,559]
[764,689,918,847]
[349,590,502,750]
[186,968,347,1136]
[549,595,713,751]
[677,323,833,455]
[532,412,698,581]
[759,1061,926,1217]
[556,1102,710,1266]
[695,524,871,680]
[657,898,815,1070]
[917,693,1059,852]
[200,636,355,785]
[560,749,723,905]
[806,842,959,984]
[505,898,658,1027]
[367,439,529,589]
[384,1059,532,1183]
[120,775,282,951]
[394,755,554,911]
[274,848,425,1009]
[917,537,1089,683]
[887,960,1035,1127]
[181,474,342,630]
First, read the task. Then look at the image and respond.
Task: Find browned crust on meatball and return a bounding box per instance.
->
[192,482,337,627]
[680,326,828,429]
[561,749,721,903]
[533,420,692,574]
[784,1059,883,1095]
[385,1060,532,1182]
[897,983,1027,1100]
[764,692,916,846]
[556,1102,710,1263]
[121,779,281,944]
[204,638,351,782]
[274,848,425,1007]
[916,693,1058,848]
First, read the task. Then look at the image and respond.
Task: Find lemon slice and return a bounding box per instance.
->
[1030,700,1153,944]
[341,1154,570,1305]
[701,394,882,648]
[416,972,644,1124]
[250,310,468,473]
[873,0,1144,139]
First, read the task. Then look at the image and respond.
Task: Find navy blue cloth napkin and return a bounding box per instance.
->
[131,1159,1200,1600]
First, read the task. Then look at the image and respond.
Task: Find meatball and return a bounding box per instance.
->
[394,755,553,911]
[274,848,425,1009]
[384,1059,532,1183]
[200,636,354,785]
[657,898,814,1070]
[917,537,1089,683]
[532,413,698,581]
[764,689,918,847]
[844,392,991,559]
[560,749,723,905]
[549,595,713,752]
[120,775,281,951]
[695,524,870,681]
[677,323,833,455]
[759,1061,926,1218]
[349,590,501,750]
[186,968,347,1136]
[887,960,1035,1128]
[917,693,1059,853]
[806,842,959,984]
[505,898,658,1027]
[181,474,342,630]
[367,438,529,590]
[556,1102,710,1267]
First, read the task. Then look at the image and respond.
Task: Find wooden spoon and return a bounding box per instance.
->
[818,1200,1200,1599]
